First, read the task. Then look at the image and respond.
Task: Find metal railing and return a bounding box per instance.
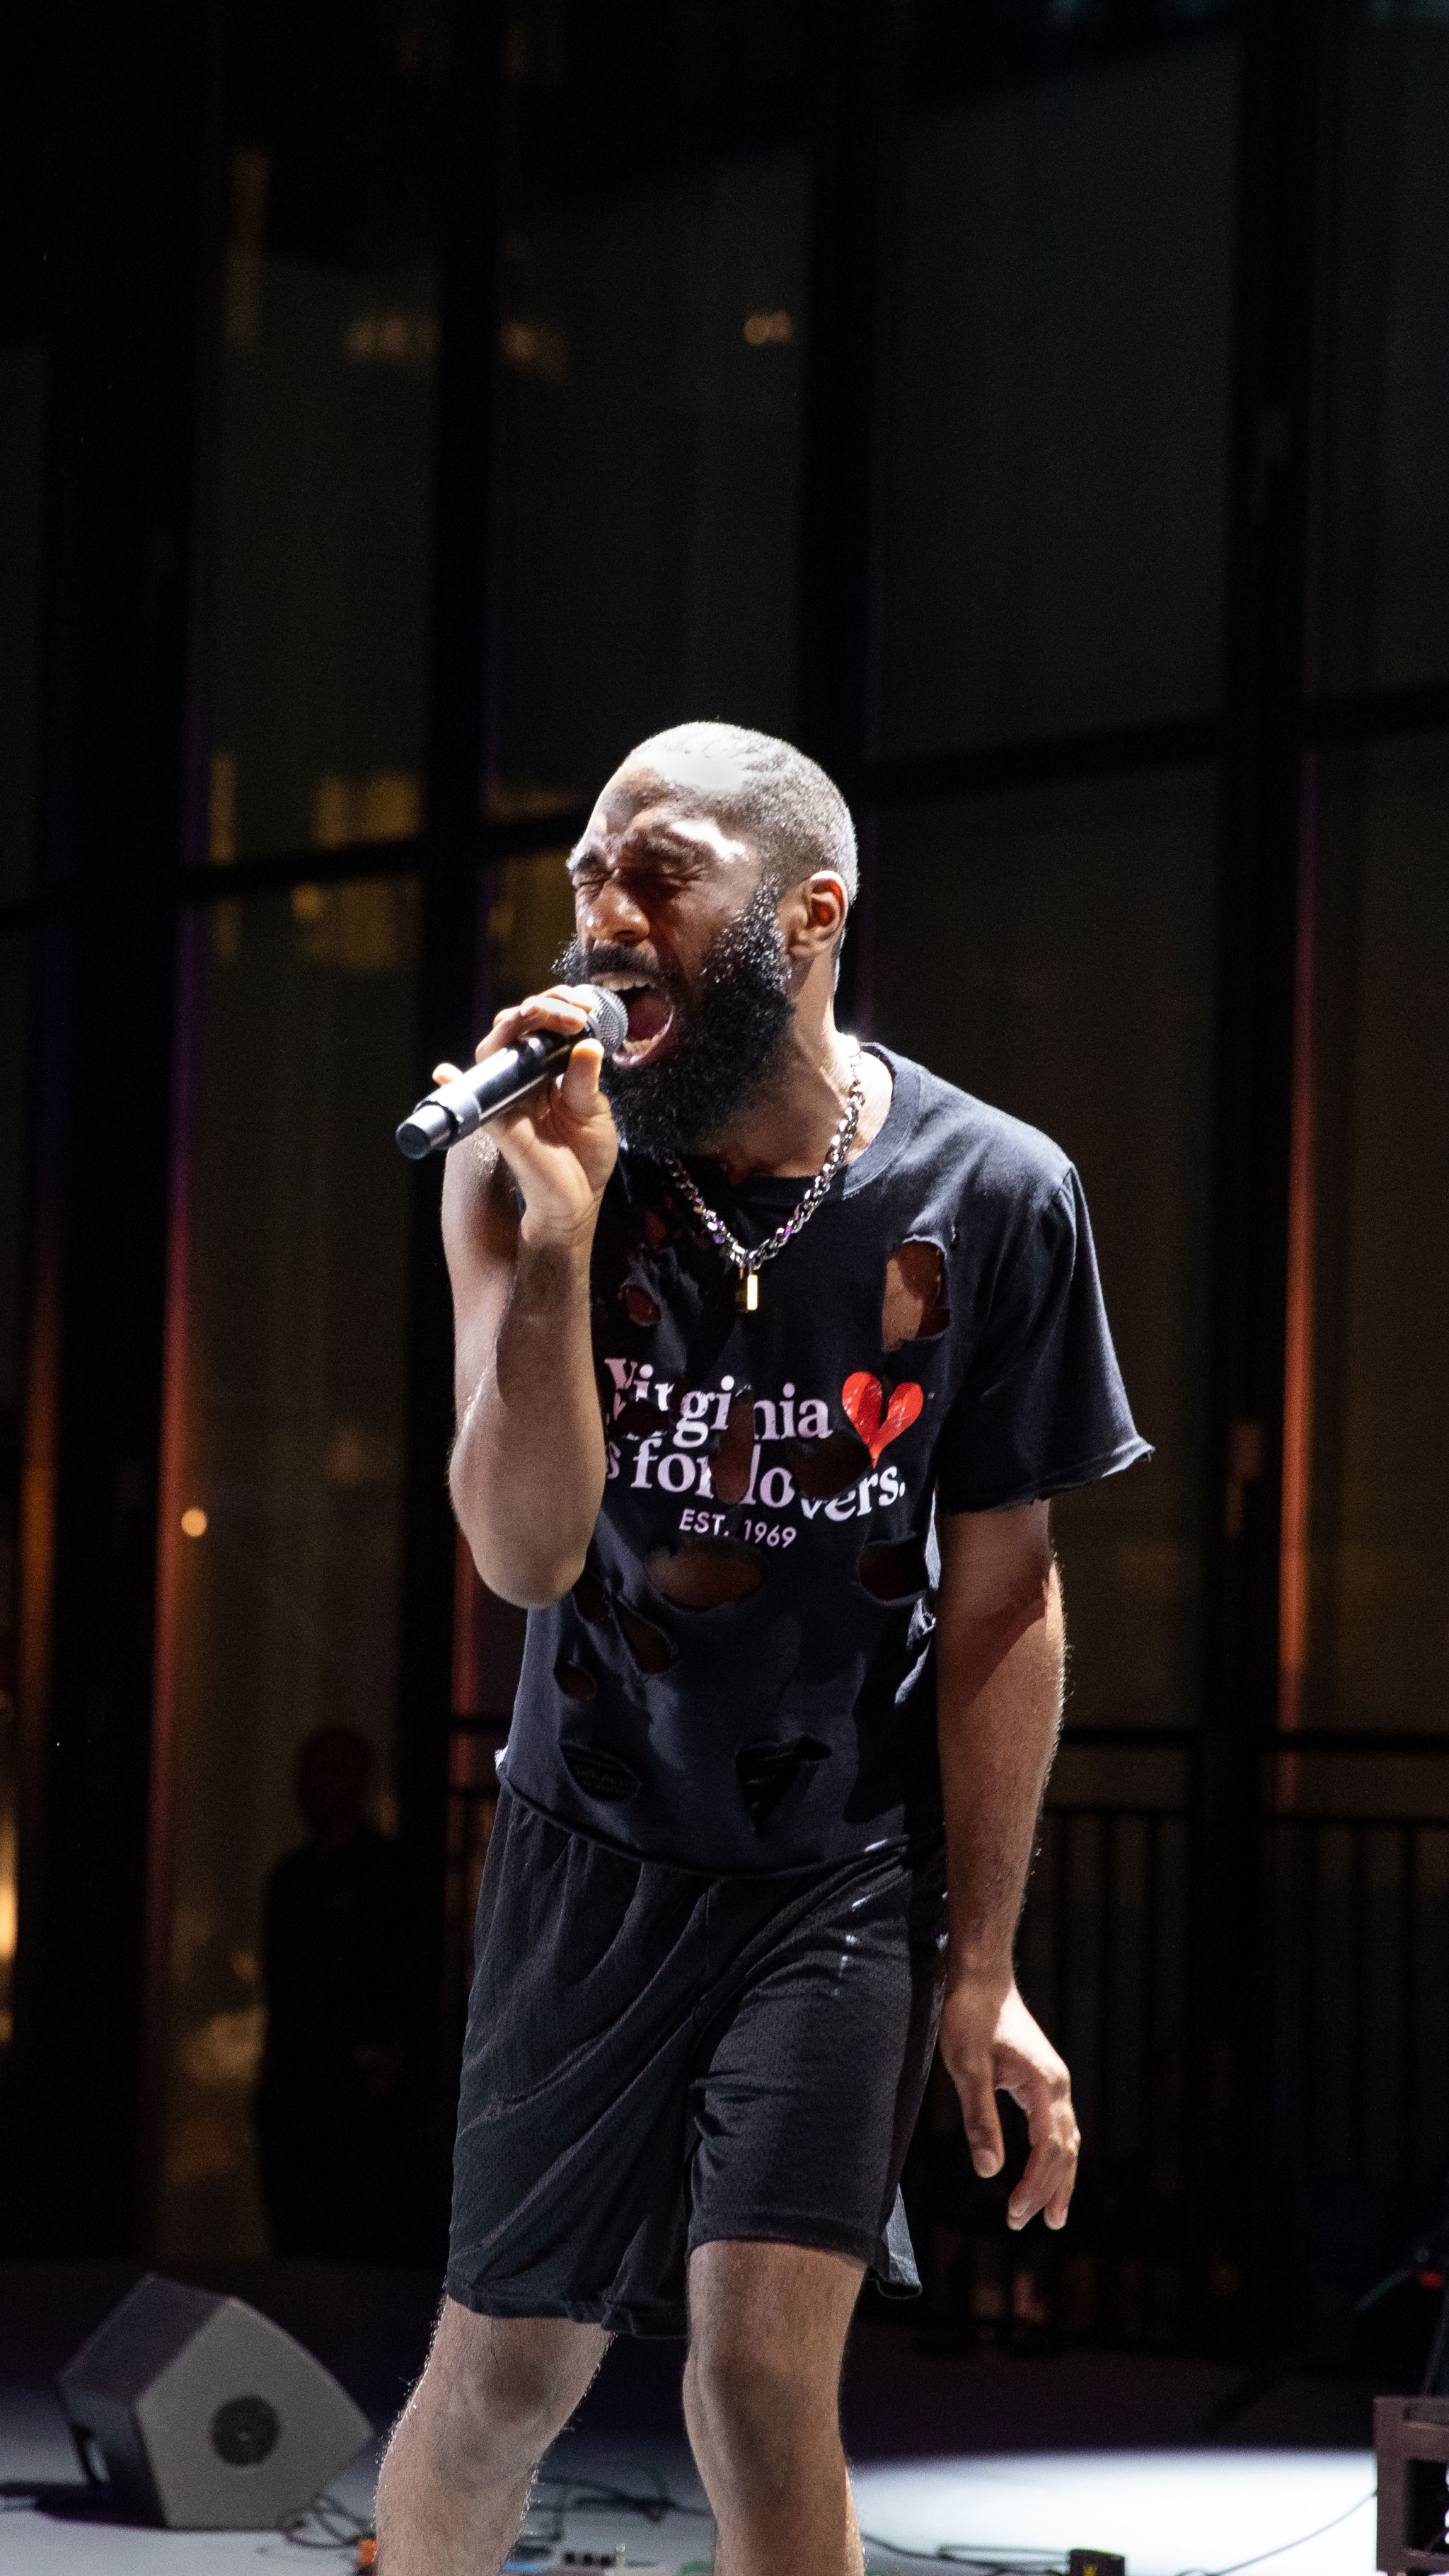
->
[1260,1811,1449,2319]
[1022,1805,1191,2180]
[908,1740,1449,2352]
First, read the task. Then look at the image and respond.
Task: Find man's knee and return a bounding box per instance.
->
[389,2299,608,2488]
[683,2241,861,2491]
[684,2314,841,2489]
[685,2330,819,2478]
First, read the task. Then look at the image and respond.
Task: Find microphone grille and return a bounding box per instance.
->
[396,1100,453,1160]
[582,986,629,1053]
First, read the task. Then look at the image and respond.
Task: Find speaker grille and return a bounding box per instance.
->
[211,2396,281,2466]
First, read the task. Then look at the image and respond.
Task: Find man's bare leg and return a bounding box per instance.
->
[683,2241,865,2576]
[375,2297,610,2576]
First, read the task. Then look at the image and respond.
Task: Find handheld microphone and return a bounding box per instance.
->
[396,985,629,1160]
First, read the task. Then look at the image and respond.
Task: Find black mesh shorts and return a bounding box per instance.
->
[446,1786,949,2337]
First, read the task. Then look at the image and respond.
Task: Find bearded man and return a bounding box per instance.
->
[376,723,1148,2575]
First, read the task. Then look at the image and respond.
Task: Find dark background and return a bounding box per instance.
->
[2,0,1448,2379]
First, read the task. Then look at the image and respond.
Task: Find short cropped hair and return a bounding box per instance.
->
[628,721,858,907]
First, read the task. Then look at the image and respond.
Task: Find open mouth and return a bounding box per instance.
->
[594,977,677,1068]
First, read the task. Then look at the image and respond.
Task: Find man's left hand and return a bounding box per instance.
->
[937,1977,1080,2231]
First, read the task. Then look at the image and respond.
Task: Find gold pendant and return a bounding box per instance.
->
[737,1270,758,1314]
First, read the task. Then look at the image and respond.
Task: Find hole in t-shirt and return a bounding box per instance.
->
[857,1536,930,1604]
[710,1385,756,1505]
[786,1425,870,1498]
[562,1739,641,1801]
[614,1597,678,1674]
[737,1735,832,1826]
[614,1391,674,1437]
[613,1376,689,1437]
[882,1239,950,1352]
[620,1281,661,1328]
[646,1540,765,1609]
[572,1570,610,1623]
[554,1659,599,1699]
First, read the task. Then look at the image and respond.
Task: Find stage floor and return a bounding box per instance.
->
[0,2265,1385,2575]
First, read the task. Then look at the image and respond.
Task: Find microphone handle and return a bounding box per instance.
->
[396,1028,574,1160]
[396,988,628,1161]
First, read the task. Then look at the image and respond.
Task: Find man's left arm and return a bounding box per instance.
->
[934,1498,1080,2231]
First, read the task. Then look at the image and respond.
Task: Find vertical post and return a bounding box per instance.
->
[392,0,507,2240]
[10,0,218,2250]
[1277,760,1318,1758]
[1191,0,1332,2343]
[795,0,904,1032]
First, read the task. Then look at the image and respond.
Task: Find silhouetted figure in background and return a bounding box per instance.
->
[254,1725,408,2260]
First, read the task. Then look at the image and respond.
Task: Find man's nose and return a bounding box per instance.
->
[581,875,650,945]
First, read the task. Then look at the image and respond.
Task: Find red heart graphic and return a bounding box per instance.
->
[841,1372,923,1466]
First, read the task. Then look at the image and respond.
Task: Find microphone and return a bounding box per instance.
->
[396,984,629,1160]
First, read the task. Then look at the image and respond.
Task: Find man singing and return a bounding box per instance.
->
[376,723,1148,2574]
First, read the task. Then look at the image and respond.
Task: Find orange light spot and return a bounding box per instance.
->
[744,309,794,347]
[180,1507,208,1539]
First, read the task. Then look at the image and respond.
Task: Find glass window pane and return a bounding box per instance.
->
[154,881,417,2258]
[1322,17,1449,694]
[0,934,30,1425]
[0,933,30,2052]
[882,42,1237,756]
[872,771,1218,1727]
[206,18,442,859]
[496,130,809,809]
[1303,740,1449,1733]
[0,347,47,903]
[485,846,577,1009]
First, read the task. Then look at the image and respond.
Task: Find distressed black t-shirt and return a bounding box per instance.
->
[499,1046,1149,1875]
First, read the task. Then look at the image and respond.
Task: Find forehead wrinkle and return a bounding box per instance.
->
[567,835,678,883]
[568,813,740,880]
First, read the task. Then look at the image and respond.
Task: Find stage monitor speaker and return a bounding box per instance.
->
[1375,2394,1449,2575]
[57,2272,373,2531]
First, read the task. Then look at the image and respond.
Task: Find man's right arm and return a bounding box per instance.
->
[440,989,619,1607]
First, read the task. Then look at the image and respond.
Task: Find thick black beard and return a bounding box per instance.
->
[558,882,795,1158]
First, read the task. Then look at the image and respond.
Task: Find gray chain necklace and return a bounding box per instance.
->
[669,1057,867,1313]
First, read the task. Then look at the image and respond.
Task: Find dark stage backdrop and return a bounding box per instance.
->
[4,0,1449,2367]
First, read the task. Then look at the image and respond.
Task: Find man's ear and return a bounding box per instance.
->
[781,870,849,961]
